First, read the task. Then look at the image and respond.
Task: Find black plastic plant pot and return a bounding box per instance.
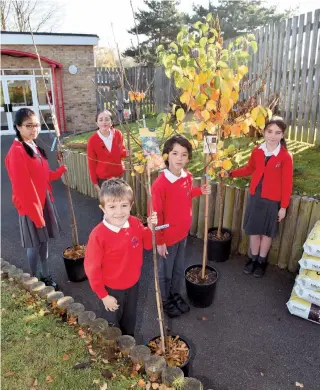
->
[207,227,232,263]
[147,335,192,376]
[185,264,218,308]
[63,247,87,283]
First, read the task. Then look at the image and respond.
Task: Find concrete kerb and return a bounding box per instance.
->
[1,260,204,389]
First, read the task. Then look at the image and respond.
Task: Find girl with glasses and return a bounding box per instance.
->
[5,108,67,288]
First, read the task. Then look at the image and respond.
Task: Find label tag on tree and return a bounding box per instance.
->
[203,135,217,154]
[155,223,169,231]
[50,137,57,151]
[139,128,165,171]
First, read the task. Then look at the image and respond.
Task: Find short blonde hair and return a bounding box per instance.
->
[99,178,134,207]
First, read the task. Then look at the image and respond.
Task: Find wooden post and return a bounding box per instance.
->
[277,195,301,269]
[231,187,245,254]
[238,188,249,255]
[223,185,235,230]
[306,199,320,237]
[289,197,314,272]
[268,219,285,265]
[146,167,167,354]
[213,181,221,228]
[197,177,206,239]
[207,182,217,230]
[190,177,201,236]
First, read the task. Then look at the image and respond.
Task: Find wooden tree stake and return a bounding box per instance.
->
[146,166,167,354]
[201,155,210,280]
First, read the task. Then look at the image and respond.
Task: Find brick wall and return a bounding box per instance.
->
[1,44,97,133]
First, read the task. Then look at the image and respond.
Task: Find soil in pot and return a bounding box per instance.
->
[185,266,217,285]
[148,335,190,375]
[208,229,231,241]
[185,264,218,308]
[63,245,86,259]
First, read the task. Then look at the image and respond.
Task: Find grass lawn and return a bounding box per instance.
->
[1,279,140,390]
[63,116,320,199]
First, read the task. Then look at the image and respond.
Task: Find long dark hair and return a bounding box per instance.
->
[14,108,47,159]
[162,135,192,168]
[95,110,113,131]
[264,116,287,149]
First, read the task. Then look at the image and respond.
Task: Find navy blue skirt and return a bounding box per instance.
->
[19,191,62,248]
[243,179,280,238]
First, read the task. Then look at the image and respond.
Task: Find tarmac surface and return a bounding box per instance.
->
[1,134,319,390]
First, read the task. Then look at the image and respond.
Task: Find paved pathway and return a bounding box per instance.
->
[2,134,319,390]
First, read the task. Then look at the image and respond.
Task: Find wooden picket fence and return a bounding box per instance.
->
[241,9,320,144]
[63,149,320,273]
[95,66,155,120]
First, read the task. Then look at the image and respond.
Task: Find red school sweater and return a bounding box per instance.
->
[84,216,152,299]
[151,171,202,247]
[87,129,127,185]
[5,140,66,228]
[231,145,293,208]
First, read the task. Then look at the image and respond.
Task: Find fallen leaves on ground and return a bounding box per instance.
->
[4,371,15,377]
[137,378,146,388]
[62,353,70,361]
[100,383,108,390]
[46,376,54,383]
[296,382,304,388]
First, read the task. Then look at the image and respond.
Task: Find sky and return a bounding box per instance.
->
[56,0,319,51]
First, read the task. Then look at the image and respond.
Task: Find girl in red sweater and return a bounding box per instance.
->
[229,117,293,277]
[5,108,67,288]
[87,110,128,194]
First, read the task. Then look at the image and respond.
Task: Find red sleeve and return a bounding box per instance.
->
[151,179,166,246]
[87,136,98,185]
[5,146,45,228]
[84,229,108,299]
[192,186,202,197]
[231,149,256,178]
[281,152,293,208]
[49,165,67,181]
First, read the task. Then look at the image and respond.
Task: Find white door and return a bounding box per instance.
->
[1,76,39,135]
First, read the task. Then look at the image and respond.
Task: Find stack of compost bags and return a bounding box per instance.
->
[287,220,320,324]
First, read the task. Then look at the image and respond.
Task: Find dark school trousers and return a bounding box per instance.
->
[100,282,139,336]
[158,237,187,302]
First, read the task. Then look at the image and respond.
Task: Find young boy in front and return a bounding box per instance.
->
[151,135,211,318]
[84,178,157,336]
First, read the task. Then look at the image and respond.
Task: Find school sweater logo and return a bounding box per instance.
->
[275,162,281,168]
[131,236,139,248]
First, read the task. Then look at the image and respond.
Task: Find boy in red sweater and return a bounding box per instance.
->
[84,178,157,335]
[151,135,211,318]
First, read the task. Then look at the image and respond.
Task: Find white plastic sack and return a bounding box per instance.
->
[296,268,320,290]
[303,220,320,257]
[286,292,320,324]
[298,252,320,272]
[293,284,320,306]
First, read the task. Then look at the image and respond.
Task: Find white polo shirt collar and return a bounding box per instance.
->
[259,142,281,157]
[102,219,129,233]
[163,168,187,183]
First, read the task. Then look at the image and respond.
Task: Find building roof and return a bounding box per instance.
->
[1,31,99,46]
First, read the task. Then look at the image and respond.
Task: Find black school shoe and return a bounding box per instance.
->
[163,300,182,318]
[40,275,59,289]
[243,257,258,275]
[253,258,267,278]
[171,293,190,314]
